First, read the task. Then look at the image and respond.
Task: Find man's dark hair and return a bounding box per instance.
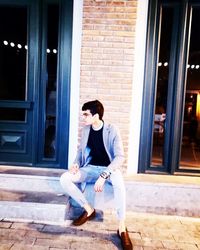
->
[82,100,104,120]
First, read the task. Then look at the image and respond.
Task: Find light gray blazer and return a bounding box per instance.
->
[74,123,125,172]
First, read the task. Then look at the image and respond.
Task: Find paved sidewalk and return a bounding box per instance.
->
[0,212,200,250]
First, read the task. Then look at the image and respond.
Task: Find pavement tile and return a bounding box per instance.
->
[172,234,199,244]
[11,222,45,231]
[50,248,67,250]
[162,240,199,250]
[70,241,119,250]
[10,244,49,250]
[0,228,26,240]
[0,244,13,250]
[132,247,143,250]
[0,221,12,228]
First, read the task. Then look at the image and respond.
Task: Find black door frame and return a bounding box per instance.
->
[36,0,73,169]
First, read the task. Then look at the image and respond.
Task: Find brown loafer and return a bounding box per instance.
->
[117,229,133,250]
[72,209,96,226]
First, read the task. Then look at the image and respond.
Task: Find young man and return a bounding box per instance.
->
[60,100,132,250]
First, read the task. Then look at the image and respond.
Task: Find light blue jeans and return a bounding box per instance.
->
[60,164,126,220]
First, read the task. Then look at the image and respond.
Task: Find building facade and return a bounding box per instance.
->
[0,0,199,176]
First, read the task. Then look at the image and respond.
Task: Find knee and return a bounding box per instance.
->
[60,172,71,188]
[110,173,125,190]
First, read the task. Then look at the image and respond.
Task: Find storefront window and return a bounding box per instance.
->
[180,7,200,169]
[151,7,173,167]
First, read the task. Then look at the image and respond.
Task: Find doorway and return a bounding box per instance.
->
[139,0,200,175]
[0,0,73,168]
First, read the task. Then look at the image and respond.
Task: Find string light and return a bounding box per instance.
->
[2,40,57,54]
[3,40,8,45]
[156,62,200,70]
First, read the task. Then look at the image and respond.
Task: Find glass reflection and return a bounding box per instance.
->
[151,7,173,166]
[0,7,27,121]
[44,4,59,158]
[180,7,200,169]
[0,7,27,100]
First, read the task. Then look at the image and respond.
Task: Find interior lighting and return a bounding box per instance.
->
[191,65,195,69]
[17,44,22,49]
[197,93,200,120]
[164,62,168,66]
[3,40,8,45]
[47,49,50,53]
[158,62,162,66]
[195,65,200,69]
[10,42,15,47]
[187,64,190,68]
[25,45,28,50]
[53,49,57,54]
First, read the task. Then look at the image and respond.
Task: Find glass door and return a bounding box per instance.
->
[139,0,200,175]
[0,0,73,168]
[179,5,200,171]
[0,1,37,164]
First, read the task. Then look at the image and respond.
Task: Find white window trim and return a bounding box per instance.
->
[127,0,149,175]
[68,0,83,166]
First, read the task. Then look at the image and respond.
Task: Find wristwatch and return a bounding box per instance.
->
[100,171,111,179]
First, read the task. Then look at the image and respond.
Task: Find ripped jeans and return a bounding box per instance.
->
[60,164,126,220]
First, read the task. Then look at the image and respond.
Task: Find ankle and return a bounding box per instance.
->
[119,221,126,234]
[83,204,94,216]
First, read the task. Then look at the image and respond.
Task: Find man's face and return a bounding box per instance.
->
[82,109,95,125]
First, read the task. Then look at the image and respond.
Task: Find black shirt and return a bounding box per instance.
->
[87,126,111,166]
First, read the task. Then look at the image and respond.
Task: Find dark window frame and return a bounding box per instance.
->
[139,0,200,175]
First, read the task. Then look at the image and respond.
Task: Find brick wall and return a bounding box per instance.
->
[79,0,138,170]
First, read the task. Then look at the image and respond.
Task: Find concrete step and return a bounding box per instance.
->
[0,190,68,223]
[0,166,199,223]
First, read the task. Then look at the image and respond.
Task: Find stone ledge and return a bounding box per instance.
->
[0,201,68,223]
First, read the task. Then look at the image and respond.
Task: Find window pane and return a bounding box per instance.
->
[180,7,200,170]
[151,7,173,167]
[0,6,27,101]
[44,4,59,158]
[0,108,25,121]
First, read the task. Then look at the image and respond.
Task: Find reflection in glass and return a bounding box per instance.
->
[0,7,27,121]
[180,8,200,169]
[44,4,59,158]
[0,7,27,100]
[0,108,25,121]
[151,7,173,167]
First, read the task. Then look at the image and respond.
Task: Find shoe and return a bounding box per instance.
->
[117,229,133,250]
[72,209,96,226]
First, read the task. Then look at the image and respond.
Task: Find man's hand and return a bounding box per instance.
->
[69,163,79,174]
[94,176,106,192]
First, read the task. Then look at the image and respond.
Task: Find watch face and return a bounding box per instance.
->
[101,172,109,179]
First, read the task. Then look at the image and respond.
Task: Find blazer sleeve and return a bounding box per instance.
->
[106,125,125,173]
